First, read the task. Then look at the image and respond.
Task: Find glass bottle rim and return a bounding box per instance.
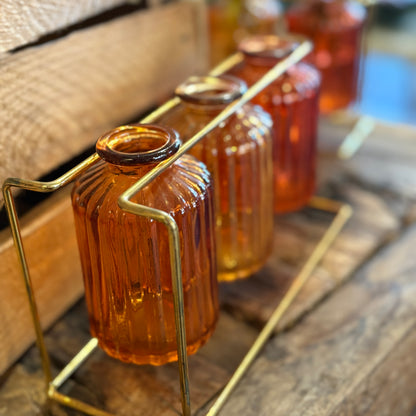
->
[238,34,309,60]
[175,75,247,105]
[96,124,181,166]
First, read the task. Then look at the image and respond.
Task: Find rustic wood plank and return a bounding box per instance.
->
[1,119,415,415]
[219,119,416,340]
[0,0,135,53]
[319,117,416,200]
[0,189,83,375]
[196,312,258,374]
[0,364,48,416]
[218,223,416,416]
[0,118,408,377]
[0,1,207,204]
[329,329,416,415]
[220,119,403,331]
[0,300,256,415]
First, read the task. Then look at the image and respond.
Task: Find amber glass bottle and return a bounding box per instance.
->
[239,0,283,37]
[208,0,241,66]
[208,0,283,66]
[286,0,367,113]
[229,35,320,213]
[72,124,219,365]
[159,76,274,282]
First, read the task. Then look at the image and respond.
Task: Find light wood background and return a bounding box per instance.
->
[2,117,416,415]
[0,0,138,53]
[0,0,208,374]
[0,0,207,202]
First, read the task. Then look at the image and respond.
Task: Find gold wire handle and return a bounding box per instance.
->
[0,38,352,416]
[206,196,352,416]
[333,0,377,159]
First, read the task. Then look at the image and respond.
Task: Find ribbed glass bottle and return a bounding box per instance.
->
[228,35,321,213]
[208,0,241,66]
[207,0,284,66]
[71,124,219,365]
[286,0,366,113]
[159,76,274,282]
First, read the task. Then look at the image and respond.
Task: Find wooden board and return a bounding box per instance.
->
[0,1,207,203]
[0,189,83,375]
[219,224,416,416]
[1,118,416,415]
[0,0,136,53]
[220,117,408,332]
[0,0,208,374]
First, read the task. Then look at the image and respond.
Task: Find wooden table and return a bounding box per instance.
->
[2,116,416,416]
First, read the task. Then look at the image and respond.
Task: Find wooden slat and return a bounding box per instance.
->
[0,0,135,53]
[319,117,416,200]
[220,118,406,332]
[0,1,207,204]
[0,304,256,416]
[1,119,416,414]
[219,224,416,416]
[0,189,83,375]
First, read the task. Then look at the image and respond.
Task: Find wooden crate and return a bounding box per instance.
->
[2,117,416,415]
[0,0,208,375]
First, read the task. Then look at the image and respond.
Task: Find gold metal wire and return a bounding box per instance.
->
[118,39,313,416]
[337,115,375,159]
[0,38,353,416]
[206,196,352,416]
[51,338,99,390]
[335,0,377,159]
[1,153,100,388]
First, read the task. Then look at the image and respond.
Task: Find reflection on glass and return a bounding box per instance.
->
[72,125,219,365]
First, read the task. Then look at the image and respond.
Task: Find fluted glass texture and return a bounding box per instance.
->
[286,0,366,113]
[229,36,320,213]
[71,125,219,365]
[160,76,274,282]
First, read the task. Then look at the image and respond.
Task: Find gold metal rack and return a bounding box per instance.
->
[2,39,352,416]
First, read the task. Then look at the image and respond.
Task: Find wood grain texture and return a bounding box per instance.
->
[0,189,83,375]
[219,224,416,416]
[0,1,207,204]
[319,117,416,199]
[0,0,134,53]
[1,119,416,415]
[0,303,256,416]
[220,118,404,332]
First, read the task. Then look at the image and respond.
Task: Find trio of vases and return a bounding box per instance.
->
[71,0,366,367]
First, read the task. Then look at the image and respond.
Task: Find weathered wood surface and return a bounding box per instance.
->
[0,0,208,374]
[0,0,137,53]
[0,307,257,416]
[220,117,410,332]
[1,117,415,415]
[218,224,416,416]
[0,189,83,375]
[0,1,207,203]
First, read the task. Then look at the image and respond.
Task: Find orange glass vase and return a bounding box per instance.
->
[71,124,219,365]
[229,35,320,213]
[286,0,367,113]
[207,0,283,66]
[208,0,241,66]
[160,76,274,282]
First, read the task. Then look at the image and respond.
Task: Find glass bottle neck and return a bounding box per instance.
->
[243,53,286,68]
[175,75,246,116]
[310,0,345,15]
[105,161,160,176]
[96,124,181,175]
[182,101,228,117]
[238,35,300,68]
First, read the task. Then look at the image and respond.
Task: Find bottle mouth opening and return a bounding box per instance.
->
[175,75,247,105]
[238,34,307,60]
[96,124,181,166]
